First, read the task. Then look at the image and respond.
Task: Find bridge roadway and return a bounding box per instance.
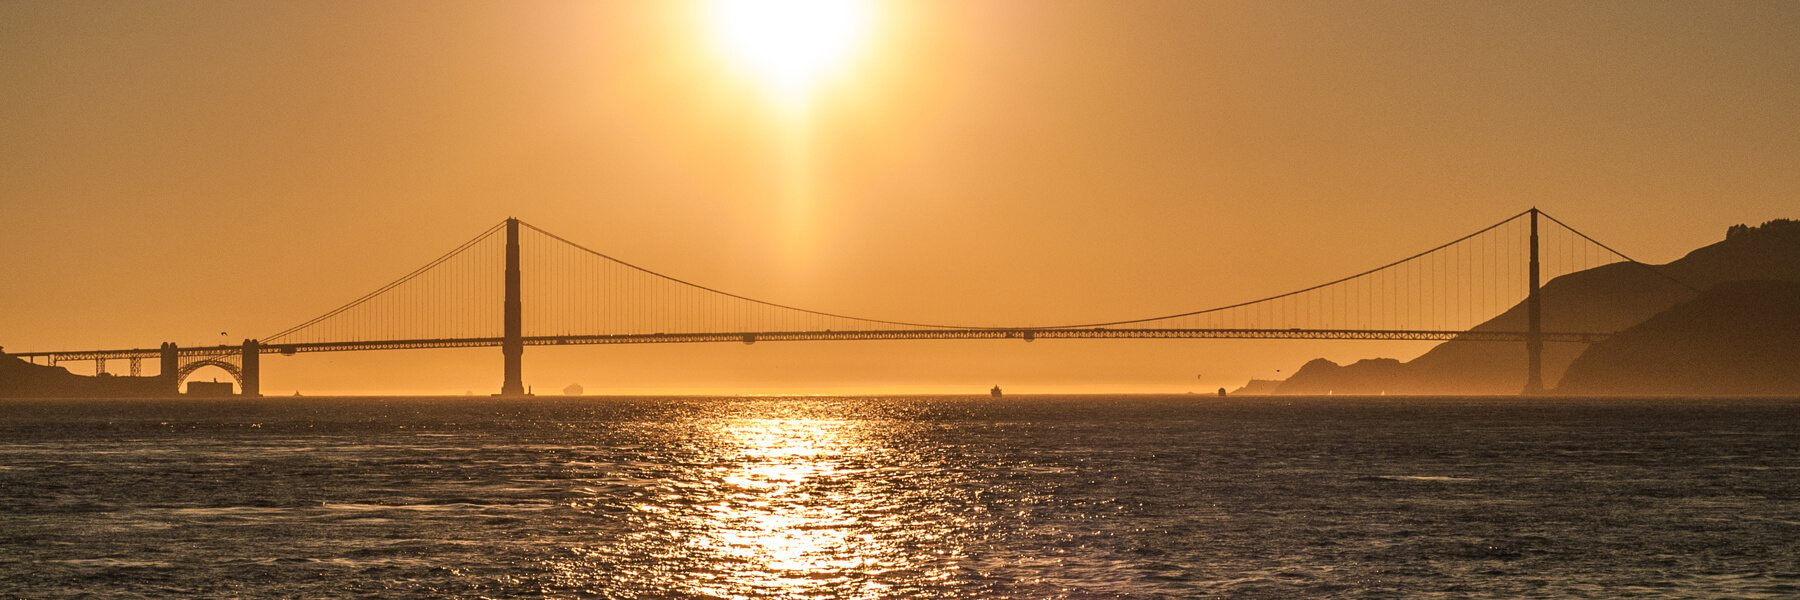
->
[11,328,1611,364]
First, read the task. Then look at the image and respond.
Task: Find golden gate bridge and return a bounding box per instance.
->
[11,209,1685,396]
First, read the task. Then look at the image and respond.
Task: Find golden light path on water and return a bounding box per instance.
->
[699,418,892,595]
[547,401,991,598]
[9,398,1800,597]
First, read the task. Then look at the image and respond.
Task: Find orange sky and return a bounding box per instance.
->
[3,1,1798,394]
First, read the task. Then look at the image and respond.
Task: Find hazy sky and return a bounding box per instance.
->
[4,1,1798,394]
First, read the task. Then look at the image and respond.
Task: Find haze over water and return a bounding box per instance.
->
[3,395,1796,598]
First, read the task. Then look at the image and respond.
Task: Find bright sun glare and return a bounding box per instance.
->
[706,0,874,106]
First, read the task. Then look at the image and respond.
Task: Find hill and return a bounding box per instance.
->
[1239,219,1800,395]
[0,350,166,398]
[1556,280,1800,395]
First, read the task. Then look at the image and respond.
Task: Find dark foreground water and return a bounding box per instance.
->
[1,396,1796,599]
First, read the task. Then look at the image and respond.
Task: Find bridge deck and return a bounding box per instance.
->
[10,328,1610,362]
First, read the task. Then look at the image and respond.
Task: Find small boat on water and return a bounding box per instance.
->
[990,385,1003,398]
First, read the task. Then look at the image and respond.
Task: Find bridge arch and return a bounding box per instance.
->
[176,359,244,391]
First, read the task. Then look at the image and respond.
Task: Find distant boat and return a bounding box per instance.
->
[990,385,1002,398]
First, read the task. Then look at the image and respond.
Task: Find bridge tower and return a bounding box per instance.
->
[1524,208,1544,394]
[241,339,261,397]
[160,342,179,395]
[499,218,527,396]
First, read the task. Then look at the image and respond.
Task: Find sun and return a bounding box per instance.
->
[706,0,875,107]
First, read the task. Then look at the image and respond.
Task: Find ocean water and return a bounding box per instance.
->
[0,396,1796,599]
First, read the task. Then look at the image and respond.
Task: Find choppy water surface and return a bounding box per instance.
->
[1,396,1796,598]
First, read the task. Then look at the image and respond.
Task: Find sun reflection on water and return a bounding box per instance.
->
[552,401,986,598]
[703,418,874,593]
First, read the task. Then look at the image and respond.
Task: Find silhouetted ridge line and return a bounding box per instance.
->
[1236,216,1800,395]
[1537,211,1699,293]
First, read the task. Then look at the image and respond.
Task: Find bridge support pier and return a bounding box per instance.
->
[499,218,527,396]
[241,340,261,397]
[160,343,179,395]
[1524,208,1544,395]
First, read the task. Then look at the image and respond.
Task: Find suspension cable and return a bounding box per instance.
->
[257,208,1666,342]
[1537,210,1700,293]
[263,221,507,342]
[1021,209,1533,329]
[517,220,986,330]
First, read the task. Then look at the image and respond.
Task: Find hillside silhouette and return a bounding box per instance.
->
[1556,280,1800,395]
[1238,219,1800,395]
[0,350,164,397]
